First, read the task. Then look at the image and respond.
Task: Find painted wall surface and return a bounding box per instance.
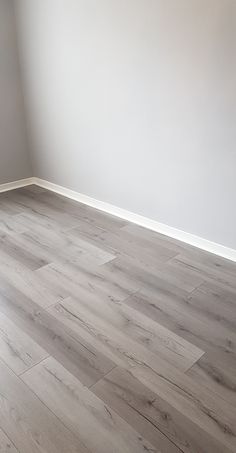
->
[0,0,31,184]
[15,0,236,248]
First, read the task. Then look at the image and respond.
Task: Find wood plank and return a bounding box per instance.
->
[0,233,48,271]
[0,193,26,216]
[0,312,48,375]
[79,227,177,268]
[186,282,236,331]
[92,366,231,453]
[186,351,236,406]
[103,255,204,293]
[14,210,79,233]
[47,296,160,370]
[130,365,236,452]
[0,278,115,386]
[0,214,28,235]
[34,189,127,230]
[0,250,64,308]
[178,245,236,277]
[0,428,18,453]
[125,288,236,404]
[125,287,236,358]
[71,202,127,230]
[48,285,203,371]
[121,223,187,255]
[6,228,84,269]
[47,295,203,372]
[1,191,81,230]
[169,255,236,292]
[0,358,89,453]
[28,189,90,217]
[37,257,140,301]
[22,356,158,453]
[15,219,116,266]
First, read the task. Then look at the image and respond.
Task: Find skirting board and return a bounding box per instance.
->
[0,177,235,262]
[0,177,35,193]
[32,177,236,263]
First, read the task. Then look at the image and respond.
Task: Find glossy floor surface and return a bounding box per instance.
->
[0,185,235,453]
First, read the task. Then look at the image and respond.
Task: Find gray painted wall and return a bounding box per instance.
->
[15,0,236,249]
[0,0,31,184]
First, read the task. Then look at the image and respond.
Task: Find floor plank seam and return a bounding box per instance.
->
[17,362,92,453]
[18,354,51,377]
[0,425,21,453]
[91,366,185,453]
[88,364,118,390]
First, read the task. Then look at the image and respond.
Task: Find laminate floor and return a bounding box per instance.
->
[0,185,235,453]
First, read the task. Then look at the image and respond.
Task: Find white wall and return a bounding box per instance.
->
[15,0,236,249]
[0,0,31,184]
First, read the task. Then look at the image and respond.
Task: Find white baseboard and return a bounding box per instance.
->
[0,177,35,193]
[1,176,235,262]
[33,177,236,263]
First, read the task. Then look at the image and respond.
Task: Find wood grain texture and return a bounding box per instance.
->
[0,249,63,308]
[130,365,236,452]
[92,367,231,453]
[0,233,48,270]
[48,295,204,372]
[0,429,18,453]
[0,278,114,387]
[0,185,235,453]
[125,286,236,358]
[186,351,236,407]
[0,213,28,235]
[0,358,89,453]
[0,312,48,375]
[169,254,236,292]
[22,357,158,453]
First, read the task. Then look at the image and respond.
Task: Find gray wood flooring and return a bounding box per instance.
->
[0,184,235,453]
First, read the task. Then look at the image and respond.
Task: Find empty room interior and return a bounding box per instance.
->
[0,0,236,452]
